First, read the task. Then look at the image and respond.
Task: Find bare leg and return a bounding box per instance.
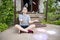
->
[25,24,36,30]
[15,24,28,32]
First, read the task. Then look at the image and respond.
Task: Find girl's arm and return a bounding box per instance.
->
[29,20,39,24]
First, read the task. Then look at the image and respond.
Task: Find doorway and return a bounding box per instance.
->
[21,0,39,12]
[23,0,31,11]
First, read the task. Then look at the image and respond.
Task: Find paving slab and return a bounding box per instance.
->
[0,24,60,40]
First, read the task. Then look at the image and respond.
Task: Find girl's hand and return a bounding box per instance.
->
[34,20,39,22]
[20,19,23,22]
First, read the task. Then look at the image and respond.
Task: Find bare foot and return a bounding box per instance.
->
[18,30,20,34]
[34,20,39,22]
[23,29,28,32]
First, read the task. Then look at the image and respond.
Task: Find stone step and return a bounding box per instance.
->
[31,18,39,21]
[28,13,45,21]
[28,14,39,18]
[28,13,44,18]
[34,22,46,27]
[16,13,45,24]
[18,12,44,18]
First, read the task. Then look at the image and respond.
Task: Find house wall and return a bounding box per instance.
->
[39,0,44,13]
[16,0,21,11]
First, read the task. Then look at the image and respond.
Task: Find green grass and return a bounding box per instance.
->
[0,23,8,32]
[41,20,60,25]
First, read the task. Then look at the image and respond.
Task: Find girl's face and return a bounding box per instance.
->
[22,7,28,14]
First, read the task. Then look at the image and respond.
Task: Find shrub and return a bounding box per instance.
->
[51,20,60,25]
[0,23,8,32]
[0,0,14,26]
[47,12,60,21]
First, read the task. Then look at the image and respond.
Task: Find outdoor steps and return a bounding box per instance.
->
[28,13,39,18]
[28,13,45,21]
[16,13,46,27]
[28,13,46,27]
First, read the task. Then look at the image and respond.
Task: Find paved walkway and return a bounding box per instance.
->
[0,24,60,40]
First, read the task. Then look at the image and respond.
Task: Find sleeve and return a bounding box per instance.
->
[28,15,31,21]
[19,14,22,21]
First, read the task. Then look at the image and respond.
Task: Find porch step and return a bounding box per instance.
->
[28,14,39,18]
[16,13,45,24]
[34,22,46,27]
[28,13,45,21]
[28,13,44,18]
[31,18,39,21]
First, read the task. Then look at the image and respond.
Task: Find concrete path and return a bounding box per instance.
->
[0,24,60,40]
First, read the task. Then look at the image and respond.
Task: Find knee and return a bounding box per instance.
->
[15,24,19,28]
[31,24,36,27]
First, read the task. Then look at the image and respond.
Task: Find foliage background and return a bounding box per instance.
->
[43,0,60,25]
[0,0,60,32]
[0,0,14,32]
